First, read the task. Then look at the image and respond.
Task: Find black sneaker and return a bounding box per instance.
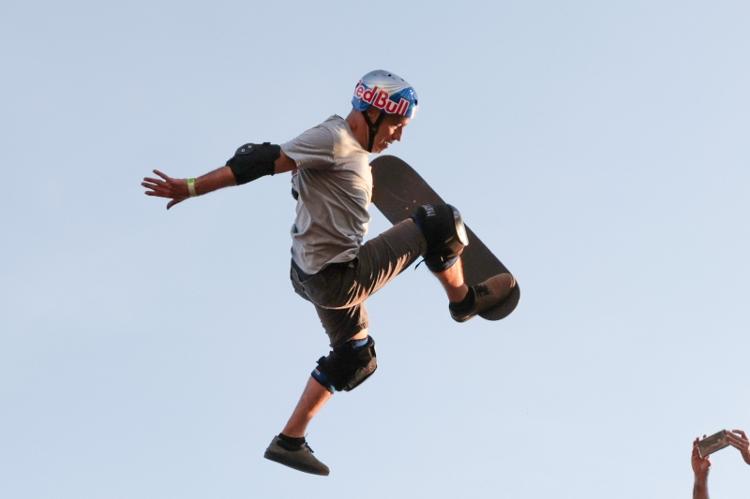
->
[263,435,330,476]
[450,273,516,322]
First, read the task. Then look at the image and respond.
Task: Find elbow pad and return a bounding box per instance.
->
[226,142,281,185]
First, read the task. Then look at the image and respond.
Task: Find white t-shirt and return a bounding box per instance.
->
[282,115,372,274]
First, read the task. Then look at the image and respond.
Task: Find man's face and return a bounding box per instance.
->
[371,114,411,153]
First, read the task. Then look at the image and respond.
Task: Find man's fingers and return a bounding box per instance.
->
[142,179,180,196]
[153,169,171,181]
[141,181,164,191]
[143,169,186,209]
[732,429,748,440]
[143,185,170,195]
[144,187,171,198]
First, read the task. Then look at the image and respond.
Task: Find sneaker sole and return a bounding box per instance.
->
[263,449,330,476]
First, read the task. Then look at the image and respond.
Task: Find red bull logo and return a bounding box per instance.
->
[354,81,411,116]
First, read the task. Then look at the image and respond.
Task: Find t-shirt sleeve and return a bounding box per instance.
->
[281,124,335,170]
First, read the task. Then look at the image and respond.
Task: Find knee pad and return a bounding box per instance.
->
[413,204,469,272]
[311,337,378,393]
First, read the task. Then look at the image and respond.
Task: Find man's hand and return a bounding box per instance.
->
[142,170,190,210]
[726,429,750,465]
[692,437,711,477]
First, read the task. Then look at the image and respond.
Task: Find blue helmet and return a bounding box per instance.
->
[352,70,418,119]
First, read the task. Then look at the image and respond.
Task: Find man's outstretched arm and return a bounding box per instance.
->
[141,149,296,209]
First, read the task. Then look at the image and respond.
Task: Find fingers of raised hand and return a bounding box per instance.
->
[692,439,705,459]
[726,433,750,454]
[732,429,749,441]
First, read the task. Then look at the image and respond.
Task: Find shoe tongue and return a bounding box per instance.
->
[278,433,306,450]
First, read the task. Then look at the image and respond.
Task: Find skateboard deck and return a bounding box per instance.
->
[371,155,519,320]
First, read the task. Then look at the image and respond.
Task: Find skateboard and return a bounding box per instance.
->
[371,155,519,320]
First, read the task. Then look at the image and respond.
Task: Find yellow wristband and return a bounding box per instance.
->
[187,178,197,197]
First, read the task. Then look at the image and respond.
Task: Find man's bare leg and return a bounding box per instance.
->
[280,328,368,437]
[264,331,372,475]
[265,373,333,475]
[281,377,333,438]
[432,256,469,302]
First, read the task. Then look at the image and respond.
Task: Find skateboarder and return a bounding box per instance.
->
[142,70,516,475]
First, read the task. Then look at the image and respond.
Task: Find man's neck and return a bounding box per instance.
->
[345,110,369,151]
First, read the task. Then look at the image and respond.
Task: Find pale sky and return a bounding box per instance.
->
[2,1,749,498]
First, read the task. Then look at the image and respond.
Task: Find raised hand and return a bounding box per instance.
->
[692,437,711,477]
[726,429,750,465]
[142,169,190,209]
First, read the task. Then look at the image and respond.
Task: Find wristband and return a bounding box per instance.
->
[187,178,197,197]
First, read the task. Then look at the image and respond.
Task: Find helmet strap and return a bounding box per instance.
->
[362,109,385,152]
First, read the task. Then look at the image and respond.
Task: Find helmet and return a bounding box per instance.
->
[351,70,418,119]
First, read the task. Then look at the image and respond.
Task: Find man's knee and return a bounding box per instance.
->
[311,336,377,393]
[412,203,469,272]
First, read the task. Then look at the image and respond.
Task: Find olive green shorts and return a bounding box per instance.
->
[290,219,426,348]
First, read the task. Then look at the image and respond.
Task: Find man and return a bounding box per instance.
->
[142,70,516,476]
[692,429,750,499]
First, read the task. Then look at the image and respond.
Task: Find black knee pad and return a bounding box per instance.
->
[413,204,469,272]
[311,337,378,393]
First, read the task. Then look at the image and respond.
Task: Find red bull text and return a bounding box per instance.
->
[354,82,411,116]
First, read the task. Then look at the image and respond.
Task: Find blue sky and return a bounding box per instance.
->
[2,1,749,498]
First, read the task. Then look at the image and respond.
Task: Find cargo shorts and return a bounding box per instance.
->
[290,219,426,348]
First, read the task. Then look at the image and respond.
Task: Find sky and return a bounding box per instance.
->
[1,0,749,498]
